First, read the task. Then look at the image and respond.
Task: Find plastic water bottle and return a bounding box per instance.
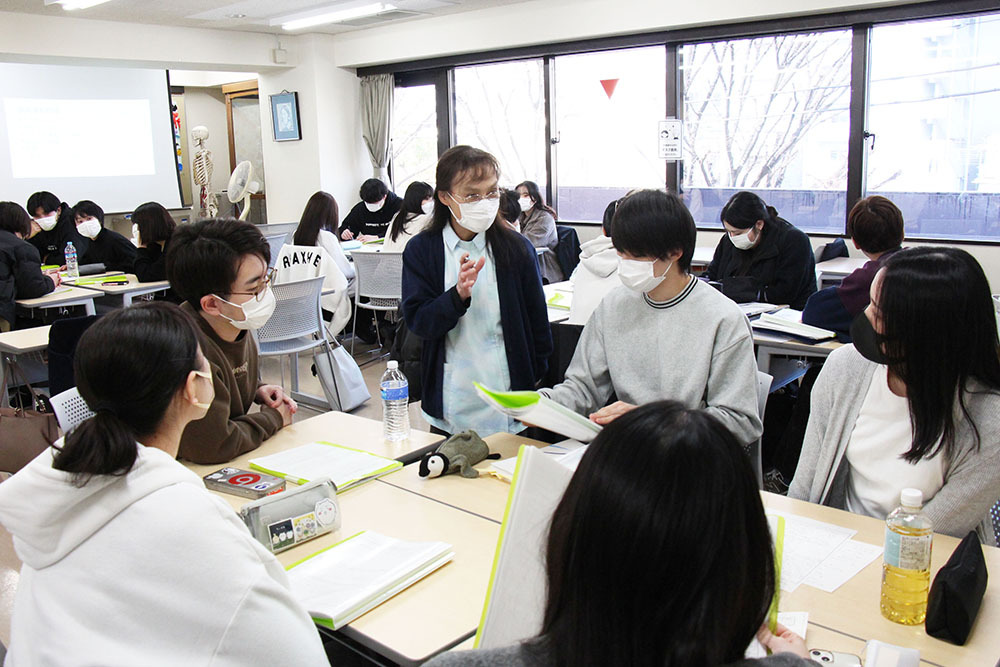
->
[65,242,79,279]
[381,360,409,442]
[880,488,933,625]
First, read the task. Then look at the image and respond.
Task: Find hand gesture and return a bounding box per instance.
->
[756,623,808,659]
[589,401,637,425]
[456,253,485,300]
[341,229,354,241]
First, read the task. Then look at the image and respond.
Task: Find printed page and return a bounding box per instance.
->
[491,441,587,481]
[802,540,882,593]
[767,511,856,592]
[250,441,401,488]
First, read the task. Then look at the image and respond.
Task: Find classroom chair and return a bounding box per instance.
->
[555,225,582,279]
[48,315,99,396]
[50,386,95,434]
[350,251,403,355]
[747,371,773,490]
[991,501,1000,548]
[264,233,288,269]
[255,275,337,411]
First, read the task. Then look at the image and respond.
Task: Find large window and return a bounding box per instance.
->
[391,84,438,193]
[554,46,666,222]
[867,14,1000,241]
[455,60,547,191]
[681,31,852,232]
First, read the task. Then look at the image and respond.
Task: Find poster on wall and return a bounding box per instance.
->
[658,118,682,161]
[270,91,301,142]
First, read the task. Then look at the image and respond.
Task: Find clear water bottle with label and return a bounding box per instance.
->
[381,360,409,442]
[880,488,933,625]
[65,242,79,279]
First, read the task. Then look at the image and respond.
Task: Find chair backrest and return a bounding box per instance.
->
[256,276,326,344]
[991,500,1000,547]
[264,233,288,269]
[747,371,773,490]
[556,225,581,279]
[50,387,95,434]
[48,315,100,396]
[353,251,404,301]
[274,244,325,283]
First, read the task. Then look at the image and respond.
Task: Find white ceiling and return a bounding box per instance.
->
[1,0,529,35]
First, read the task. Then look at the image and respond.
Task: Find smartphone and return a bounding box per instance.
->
[810,649,862,666]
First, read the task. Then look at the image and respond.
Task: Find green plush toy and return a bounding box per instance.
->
[418,430,500,479]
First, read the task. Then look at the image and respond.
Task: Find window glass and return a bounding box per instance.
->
[392,84,438,192]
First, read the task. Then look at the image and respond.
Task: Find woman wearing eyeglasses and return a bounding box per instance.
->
[401,146,553,436]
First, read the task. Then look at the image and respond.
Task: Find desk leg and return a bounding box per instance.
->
[0,355,9,408]
[122,294,132,308]
[84,300,96,316]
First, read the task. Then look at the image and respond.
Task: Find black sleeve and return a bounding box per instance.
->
[765,229,816,310]
[339,204,363,235]
[108,232,137,273]
[518,236,553,381]
[133,244,165,282]
[704,237,727,281]
[13,243,55,300]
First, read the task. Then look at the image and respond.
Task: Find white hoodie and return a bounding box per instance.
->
[0,443,328,667]
[567,235,619,326]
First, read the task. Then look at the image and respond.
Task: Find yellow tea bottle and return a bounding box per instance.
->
[880,488,933,624]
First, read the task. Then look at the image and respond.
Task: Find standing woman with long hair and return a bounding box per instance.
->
[516,180,562,283]
[383,181,434,252]
[402,146,552,436]
[427,402,810,667]
[791,247,1000,542]
[293,190,356,293]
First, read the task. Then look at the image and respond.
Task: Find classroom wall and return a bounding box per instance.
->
[180,88,231,202]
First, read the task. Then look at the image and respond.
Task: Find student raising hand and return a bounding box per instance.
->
[456,252,485,300]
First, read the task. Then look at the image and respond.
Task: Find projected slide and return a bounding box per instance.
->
[5,98,156,178]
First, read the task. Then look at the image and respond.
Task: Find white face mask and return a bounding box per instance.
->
[76,218,102,240]
[518,196,533,212]
[447,194,498,235]
[35,214,58,232]
[365,198,385,213]
[190,369,214,411]
[421,199,435,215]
[214,285,277,330]
[729,227,758,250]
[618,257,671,293]
[131,224,140,247]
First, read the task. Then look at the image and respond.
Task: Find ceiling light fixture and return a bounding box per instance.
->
[227,13,247,19]
[44,0,115,10]
[278,2,396,31]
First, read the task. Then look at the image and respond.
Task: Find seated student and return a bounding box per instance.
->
[0,303,328,665]
[516,180,563,283]
[402,146,552,436]
[72,200,137,273]
[131,202,176,283]
[427,402,810,667]
[790,248,1000,542]
[801,196,904,338]
[566,199,619,326]
[294,191,356,293]
[498,189,521,233]
[166,218,296,464]
[338,178,402,242]
[705,192,816,310]
[25,190,88,265]
[540,190,761,444]
[383,181,434,253]
[0,202,60,331]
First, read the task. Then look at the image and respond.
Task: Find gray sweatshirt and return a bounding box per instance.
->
[789,344,1000,543]
[540,278,762,445]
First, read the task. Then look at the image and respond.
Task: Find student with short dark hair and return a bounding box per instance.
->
[0,202,60,331]
[427,402,809,667]
[705,191,816,309]
[166,218,296,464]
[338,178,402,242]
[72,200,137,272]
[791,248,1000,542]
[0,302,328,665]
[402,146,552,436]
[567,198,619,325]
[498,189,521,233]
[131,202,176,283]
[801,196,904,338]
[25,190,88,265]
[384,181,434,252]
[541,190,761,445]
[516,180,562,283]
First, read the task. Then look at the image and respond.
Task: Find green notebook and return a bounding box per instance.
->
[545,291,571,310]
[474,383,601,442]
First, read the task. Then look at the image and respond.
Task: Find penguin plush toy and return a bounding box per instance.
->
[418,430,501,479]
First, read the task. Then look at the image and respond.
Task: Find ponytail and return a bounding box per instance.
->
[53,411,139,486]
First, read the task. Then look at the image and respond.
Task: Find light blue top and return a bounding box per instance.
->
[422,223,520,436]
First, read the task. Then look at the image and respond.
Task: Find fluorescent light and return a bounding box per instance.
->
[280,2,395,31]
[52,0,115,9]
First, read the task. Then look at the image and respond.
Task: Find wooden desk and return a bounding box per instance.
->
[0,326,50,408]
[69,274,170,307]
[15,286,99,316]
[543,281,571,324]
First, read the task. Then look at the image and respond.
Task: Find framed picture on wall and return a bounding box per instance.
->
[270,91,301,141]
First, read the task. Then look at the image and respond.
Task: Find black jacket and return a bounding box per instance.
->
[134,242,167,282]
[27,208,89,266]
[338,193,402,238]
[79,228,137,273]
[0,230,56,325]
[705,217,816,310]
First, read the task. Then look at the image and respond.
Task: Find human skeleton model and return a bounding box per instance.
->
[191,126,218,219]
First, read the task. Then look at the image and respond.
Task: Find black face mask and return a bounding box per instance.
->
[850,311,888,365]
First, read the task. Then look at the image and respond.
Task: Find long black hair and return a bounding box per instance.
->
[538,401,775,666]
[293,191,339,246]
[52,302,202,485]
[426,145,526,266]
[516,180,557,219]
[877,247,1000,463]
[720,191,778,230]
[132,202,176,246]
[389,181,432,243]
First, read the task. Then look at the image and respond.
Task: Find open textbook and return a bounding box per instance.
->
[249,441,402,491]
[751,309,836,342]
[286,530,453,630]
[490,441,587,482]
[474,383,602,443]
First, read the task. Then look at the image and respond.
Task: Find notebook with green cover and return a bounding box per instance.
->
[249,441,402,491]
[474,383,602,443]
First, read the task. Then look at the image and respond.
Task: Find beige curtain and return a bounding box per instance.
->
[360,73,394,183]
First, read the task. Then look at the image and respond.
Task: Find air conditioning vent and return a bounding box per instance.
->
[337,9,422,26]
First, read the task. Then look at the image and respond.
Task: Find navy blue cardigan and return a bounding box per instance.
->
[401,227,553,420]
